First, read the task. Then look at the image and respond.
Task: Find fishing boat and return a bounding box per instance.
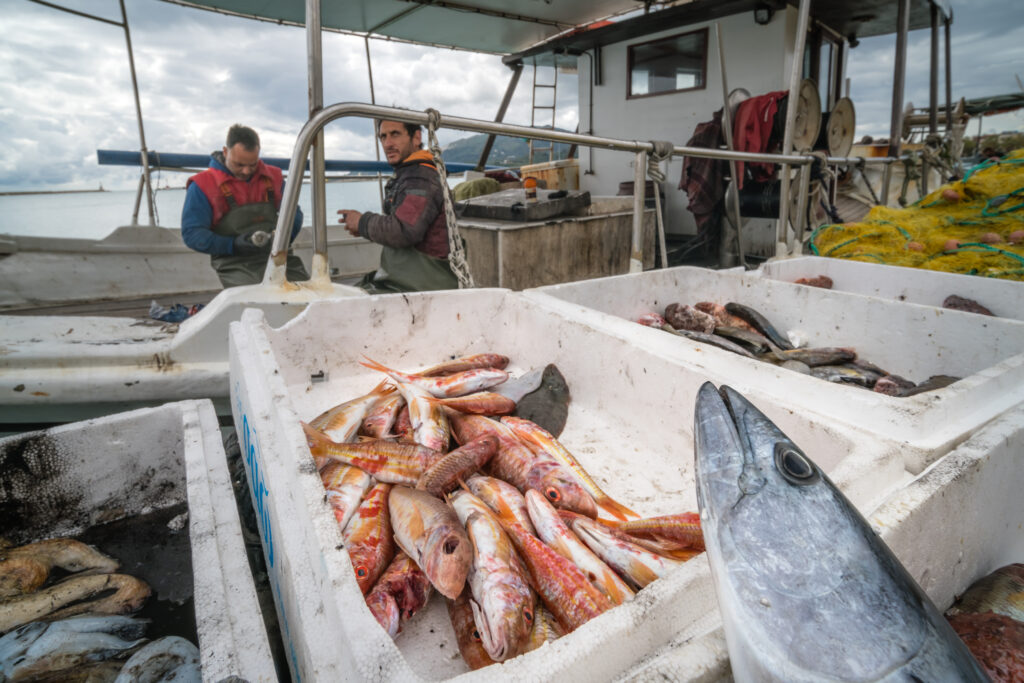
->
[5,1,1023,679]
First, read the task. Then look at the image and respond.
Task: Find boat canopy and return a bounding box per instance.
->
[508,0,953,65]
[157,0,641,55]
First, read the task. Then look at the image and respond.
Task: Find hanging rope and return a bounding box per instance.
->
[647,140,674,268]
[424,108,475,289]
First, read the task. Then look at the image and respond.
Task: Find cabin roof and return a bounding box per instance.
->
[507,0,952,65]
[157,0,642,55]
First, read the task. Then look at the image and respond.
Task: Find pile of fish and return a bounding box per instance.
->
[636,301,960,397]
[945,563,1024,681]
[0,538,200,682]
[791,274,999,317]
[301,354,704,670]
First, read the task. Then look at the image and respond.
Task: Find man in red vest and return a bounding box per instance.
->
[336,120,457,293]
[182,124,308,287]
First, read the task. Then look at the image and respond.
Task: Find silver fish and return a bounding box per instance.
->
[693,382,987,682]
[113,636,201,683]
[1,615,148,682]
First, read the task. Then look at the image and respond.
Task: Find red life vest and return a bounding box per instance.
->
[187,160,284,228]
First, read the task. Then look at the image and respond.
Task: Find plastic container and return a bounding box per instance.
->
[754,255,1024,320]
[524,266,1024,475]
[0,400,276,682]
[228,289,913,682]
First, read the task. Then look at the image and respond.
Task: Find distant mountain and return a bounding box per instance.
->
[442,131,574,169]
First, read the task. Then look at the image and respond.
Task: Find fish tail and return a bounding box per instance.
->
[302,421,336,458]
[596,496,640,522]
[359,356,393,374]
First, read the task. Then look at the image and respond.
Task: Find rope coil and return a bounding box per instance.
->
[425,108,475,289]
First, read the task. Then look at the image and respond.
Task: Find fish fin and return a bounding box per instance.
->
[302,421,335,452]
[596,497,641,522]
[359,356,395,375]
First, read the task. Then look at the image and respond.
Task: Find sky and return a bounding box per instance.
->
[1,0,1022,192]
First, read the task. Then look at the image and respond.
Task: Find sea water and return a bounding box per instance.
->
[0,179,391,240]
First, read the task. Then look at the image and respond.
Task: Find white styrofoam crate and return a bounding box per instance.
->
[621,400,1024,680]
[228,289,918,683]
[0,400,276,683]
[524,266,1024,474]
[753,255,1024,320]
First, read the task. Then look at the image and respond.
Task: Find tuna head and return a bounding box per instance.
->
[421,522,472,600]
[526,462,598,519]
[469,581,534,662]
[693,383,987,682]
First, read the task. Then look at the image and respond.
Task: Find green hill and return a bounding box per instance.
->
[442,132,573,168]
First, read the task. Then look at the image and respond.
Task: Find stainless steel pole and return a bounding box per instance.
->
[477,64,524,171]
[715,23,746,268]
[776,0,811,255]
[365,37,385,206]
[888,0,911,160]
[631,151,646,273]
[303,0,329,284]
[119,0,154,226]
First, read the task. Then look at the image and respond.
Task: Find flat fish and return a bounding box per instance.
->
[901,374,961,397]
[494,367,546,404]
[513,364,571,438]
[946,563,1024,623]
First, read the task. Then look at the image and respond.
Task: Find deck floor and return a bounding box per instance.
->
[1,289,223,318]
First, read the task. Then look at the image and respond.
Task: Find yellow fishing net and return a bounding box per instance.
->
[809,149,1024,280]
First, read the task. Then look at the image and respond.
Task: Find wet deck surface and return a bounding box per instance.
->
[1,289,223,318]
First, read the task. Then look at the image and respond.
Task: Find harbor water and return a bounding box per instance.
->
[0,178,389,240]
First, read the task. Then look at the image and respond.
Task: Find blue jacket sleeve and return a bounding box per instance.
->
[181,183,235,255]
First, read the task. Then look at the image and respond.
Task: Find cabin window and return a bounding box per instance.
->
[627,28,707,99]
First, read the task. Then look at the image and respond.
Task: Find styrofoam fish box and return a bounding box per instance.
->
[228,289,911,682]
[524,266,1024,474]
[619,399,1024,681]
[0,400,276,682]
[754,255,1024,320]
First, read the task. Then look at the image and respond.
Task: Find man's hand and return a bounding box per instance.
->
[337,209,363,237]
[233,232,271,256]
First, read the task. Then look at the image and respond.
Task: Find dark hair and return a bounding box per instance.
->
[375,119,422,140]
[226,124,260,150]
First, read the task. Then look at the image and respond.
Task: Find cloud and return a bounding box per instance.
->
[1,0,1021,192]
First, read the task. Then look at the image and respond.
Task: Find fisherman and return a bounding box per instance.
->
[336,119,458,293]
[182,124,308,287]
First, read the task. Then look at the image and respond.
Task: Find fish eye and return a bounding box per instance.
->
[356,566,368,578]
[773,443,819,485]
[523,608,534,623]
[472,629,482,642]
[545,487,562,502]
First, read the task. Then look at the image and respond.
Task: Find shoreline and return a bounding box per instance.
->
[0,189,109,197]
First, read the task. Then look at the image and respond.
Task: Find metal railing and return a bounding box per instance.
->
[266,102,897,284]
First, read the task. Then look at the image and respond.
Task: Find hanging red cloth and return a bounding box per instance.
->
[733,90,787,189]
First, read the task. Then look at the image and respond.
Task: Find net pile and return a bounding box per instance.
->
[809,149,1024,280]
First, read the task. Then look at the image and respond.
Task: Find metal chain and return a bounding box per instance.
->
[425,108,475,289]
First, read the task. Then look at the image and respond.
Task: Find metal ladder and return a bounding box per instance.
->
[528,56,557,164]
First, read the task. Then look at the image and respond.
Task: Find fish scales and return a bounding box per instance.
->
[418,354,510,377]
[501,416,636,521]
[568,515,681,590]
[309,381,396,443]
[302,422,442,485]
[389,486,472,600]
[465,475,536,536]
[525,489,634,606]
[342,483,395,594]
[449,413,598,518]
[320,462,373,531]
[365,551,432,638]
[693,382,987,682]
[451,490,535,662]
[360,356,509,398]
[497,516,613,633]
[416,434,498,497]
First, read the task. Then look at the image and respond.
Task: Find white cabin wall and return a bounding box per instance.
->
[577,10,793,236]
